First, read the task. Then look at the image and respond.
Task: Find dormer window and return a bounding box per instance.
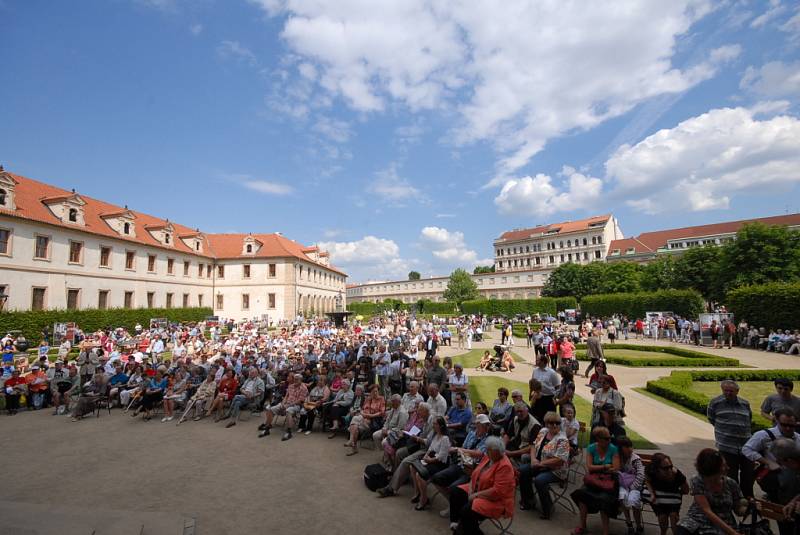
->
[0,189,6,206]
[242,235,261,255]
[123,222,130,235]
[246,244,253,253]
[68,208,78,222]
[0,168,17,210]
[165,233,171,244]
[42,192,86,225]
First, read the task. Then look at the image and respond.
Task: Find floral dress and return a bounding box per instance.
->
[677,476,742,534]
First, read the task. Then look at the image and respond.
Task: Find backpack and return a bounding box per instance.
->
[363,463,392,492]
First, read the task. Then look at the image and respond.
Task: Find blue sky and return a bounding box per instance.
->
[2,0,799,282]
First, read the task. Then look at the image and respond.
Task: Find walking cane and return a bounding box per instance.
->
[177,398,197,425]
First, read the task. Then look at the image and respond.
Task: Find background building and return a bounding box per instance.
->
[607,213,800,264]
[0,168,346,321]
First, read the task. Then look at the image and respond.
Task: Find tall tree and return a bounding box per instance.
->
[408,271,421,280]
[443,268,480,306]
[473,265,496,274]
[542,262,594,300]
[596,261,643,294]
[717,222,800,291]
[640,255,678,291]
[673,245,722,303]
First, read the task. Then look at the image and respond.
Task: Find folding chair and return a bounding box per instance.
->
[487,516,514,534]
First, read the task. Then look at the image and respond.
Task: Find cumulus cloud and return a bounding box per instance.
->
[217,40,258,66]
[605,105,800,212]
[419,226,492,268]
[366,165,425,205]
[253,1,734,181]
[319,236,410,280]
[225,173,294,195]
[493,167,603,218]
[741,61,800,98]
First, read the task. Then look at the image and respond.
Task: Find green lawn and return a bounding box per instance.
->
[689,381,775,405]
[605,349,694,360]
[451,349,525,369]
[467,376,657,450]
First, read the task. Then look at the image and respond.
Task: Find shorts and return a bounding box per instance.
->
[619,488,642,510]
[270,404,301,418]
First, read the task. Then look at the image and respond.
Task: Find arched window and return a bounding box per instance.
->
[123,222,130,235]
[0,189,6,205]
[591,236,597,245]
[583,238,587,246]
[567,240,571,247]
[68,208,78,222]
[246,244,253,253]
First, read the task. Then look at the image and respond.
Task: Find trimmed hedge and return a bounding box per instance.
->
[575,344,739,367]
[646,370,800,431]
[581,289,704,319]
[0,307,212,345]
[417,301,458,314]
[461,297,577,317]
[726,282,800,330]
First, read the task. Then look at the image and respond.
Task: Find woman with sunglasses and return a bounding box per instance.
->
[571,426,621,535]
[519,411,570,519]
[643,452,689,535]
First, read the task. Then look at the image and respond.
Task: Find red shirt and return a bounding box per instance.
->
[5,376,26,388]
[218,377,238,400]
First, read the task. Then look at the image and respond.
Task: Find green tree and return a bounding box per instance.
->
[640,255,678,291]
[542,262,594,301]
[597,261,642,294]
[443,268,480,306]
[473,265,496,274]
[673,245,722,303]
[717,222,800,291]
[408,271,421,280]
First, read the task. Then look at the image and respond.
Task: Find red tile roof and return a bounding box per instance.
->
[0,170,345,275]
[609,213,800,255]
[496,215,611,242]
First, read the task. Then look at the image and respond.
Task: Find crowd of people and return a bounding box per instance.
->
[0,312,798,535]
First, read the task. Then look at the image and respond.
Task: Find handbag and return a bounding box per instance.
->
[618,471,636,489]
[584,472,616,492]
[737,503,774,535]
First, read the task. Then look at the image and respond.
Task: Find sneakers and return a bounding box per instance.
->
[281,431,293,441]
[449,522,458,532]
[304,430,312,435]
[225,421,236,428]
[161,417,169,423]
[166,416,173,422]
[259,427,271,438]
[439,507,450,518]
[258,423,267,431]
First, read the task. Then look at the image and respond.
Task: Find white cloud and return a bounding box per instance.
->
[750,0,785,28]
[217,40,258,66]
[366,165,425,205]
[419,226,492,268]
[225,173,294,195]
[254,1,735,181]
[493,167,603,218]
[190,23,203,35]
[312,116,352,143]
[605,105,800,212]
[741,61,800,98]
[319,236,411,280]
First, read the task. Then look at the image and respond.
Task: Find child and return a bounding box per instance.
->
[643,452,689,535]
[617,437,645,535]
[560,402,580,454]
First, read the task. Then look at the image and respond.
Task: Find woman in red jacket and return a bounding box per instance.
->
[449,435,516,534]
[206,368,238,421]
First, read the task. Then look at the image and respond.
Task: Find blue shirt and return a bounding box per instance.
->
[109,372,129,386]
[462,429,488,453]
[587,442,618,465]
[446,406,473,429]
[148,378,168,391]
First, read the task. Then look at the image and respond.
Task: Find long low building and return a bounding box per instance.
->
[0,167,346,321]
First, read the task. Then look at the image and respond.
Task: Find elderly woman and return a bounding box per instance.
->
[592,375,624,427]
[490,387,513,430]
[449,435,516,533]
[571,426,621,535]
[519,411,571,519]
[207,368,238,422]
[676,448,747,535]
[186,373,217,422]
[409,416,451,510]
[136,370,168,422]
[298,376,330,435]
[327,379,354,434]
[345,384,386,455]
[383,400,428,469]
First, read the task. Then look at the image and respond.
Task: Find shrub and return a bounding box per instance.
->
[574,344,739,367]
[417,301,458,314]
[0,307,212,345]
[581,289,704,319]
[646,369,800,431]
[461,297,575,317]
[726,282,800,330]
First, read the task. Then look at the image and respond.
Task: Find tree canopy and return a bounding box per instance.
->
[473,265,495,274]
[408,271,421,280]
[443,268,480,306]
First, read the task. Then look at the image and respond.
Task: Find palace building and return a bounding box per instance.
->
[0,167,346,320]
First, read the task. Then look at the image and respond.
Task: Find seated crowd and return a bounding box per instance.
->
[0,315,798,535]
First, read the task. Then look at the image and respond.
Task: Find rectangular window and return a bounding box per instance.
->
[198,294,204,307]
[67,288,80,310]
[124,291,134,308]
[217,265,225,279]
[147,291,155,308]
[595,250,602,259]
[216,294,223,309]
[34,235,50,259]
[242,293,250,310]
[182,293,189,307]
[243,264,251,279]
[0,285,6,310]
[100,246,111,267]
[166,293,173,308]
[268,263,276,278]
[167,258,174,275]
[0,228,10,255]
[147,255,156,273]
[68,241,83,264]
[183,261,190,276]
[125,251,135,270]
[268,293,276,309]
[98,290,109,310]
[31,287,46,311]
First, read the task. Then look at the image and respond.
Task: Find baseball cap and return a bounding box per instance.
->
[475,413,491,424]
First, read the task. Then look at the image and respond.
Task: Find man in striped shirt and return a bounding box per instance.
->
[707,380,754,496]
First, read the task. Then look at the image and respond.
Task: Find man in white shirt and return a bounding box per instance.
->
[401,381,424,413]
[427,383,447,418]
[531,353,560,422]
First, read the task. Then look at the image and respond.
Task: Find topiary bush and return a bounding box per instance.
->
[575,344,739,367]
[726,282,800,331]
[0,307,212,345]
[581,289,704,319]
[461,297,576,317]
